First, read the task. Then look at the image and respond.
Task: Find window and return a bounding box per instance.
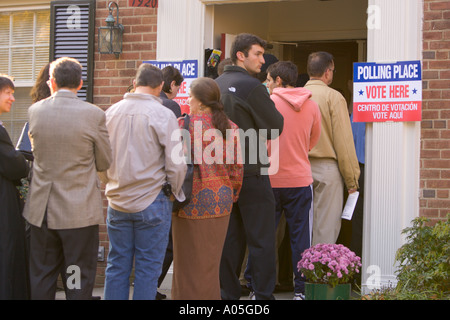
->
[0,10,50,86]
[0,9,50,144]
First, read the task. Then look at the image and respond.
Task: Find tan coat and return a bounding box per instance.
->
[23,90,112,229]
[305,80,360,190]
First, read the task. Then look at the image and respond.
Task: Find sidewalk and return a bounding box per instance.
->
[55,270,295,300]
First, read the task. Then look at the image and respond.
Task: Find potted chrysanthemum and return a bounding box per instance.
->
[297,243,362,300]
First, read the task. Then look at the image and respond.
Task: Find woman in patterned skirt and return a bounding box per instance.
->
[171,77,243,300]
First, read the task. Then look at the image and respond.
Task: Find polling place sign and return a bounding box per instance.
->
[144,60,198,114]
[353,60,422,122]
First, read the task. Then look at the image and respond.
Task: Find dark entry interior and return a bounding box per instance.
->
[284,41,360,106]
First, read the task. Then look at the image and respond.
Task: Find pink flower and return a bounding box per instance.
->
[297,243,362,287]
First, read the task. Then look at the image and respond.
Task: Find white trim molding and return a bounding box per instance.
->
[362,0,422,294]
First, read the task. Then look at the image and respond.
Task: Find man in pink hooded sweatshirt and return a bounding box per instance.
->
[266,61,321,300]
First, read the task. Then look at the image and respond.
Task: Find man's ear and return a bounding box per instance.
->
[275,76,283,87]
[236,51,245,62]
[170,80,177,92]
[77,79,83,91]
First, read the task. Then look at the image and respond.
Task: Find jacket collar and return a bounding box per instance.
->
[223,65,250,76]
[53,90,79,99]
[305,79,327,86]
[124,92,162,104]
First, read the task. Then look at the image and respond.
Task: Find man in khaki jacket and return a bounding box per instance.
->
[305,52,360,245]
[23,57,112,299]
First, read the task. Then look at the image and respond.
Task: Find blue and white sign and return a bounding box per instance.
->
[144,60,198,113]
[353,60,422,122]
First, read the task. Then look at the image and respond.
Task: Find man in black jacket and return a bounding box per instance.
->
[216,33,284,300]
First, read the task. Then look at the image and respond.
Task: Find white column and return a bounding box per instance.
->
[362,0,422,293]
[157,0,205,70]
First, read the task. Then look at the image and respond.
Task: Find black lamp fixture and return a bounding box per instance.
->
[98,1,123,58]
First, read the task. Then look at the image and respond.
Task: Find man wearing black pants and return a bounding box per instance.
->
[216,33,284,300]
[23,57,112,299]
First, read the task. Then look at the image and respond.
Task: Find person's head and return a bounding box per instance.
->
[161,66,184,99]
[134,63,163,95]
[30,63,51,103]
[0,75,15,115]
[217,58,233,76]
[230,33,267,75]
[188,77,230,137]
[49,57,83,93]
[266,61,298,94]
[256,53,278,83]
[307,51,335,85]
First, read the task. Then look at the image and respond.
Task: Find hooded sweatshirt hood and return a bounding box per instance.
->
[271,87,312,112]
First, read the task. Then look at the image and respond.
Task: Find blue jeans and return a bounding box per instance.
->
[104,191,171,300]
[273,186,312,294]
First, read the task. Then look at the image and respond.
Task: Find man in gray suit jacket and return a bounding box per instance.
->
[23,57,112,300]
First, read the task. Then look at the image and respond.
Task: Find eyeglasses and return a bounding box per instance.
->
[329,68,336,74]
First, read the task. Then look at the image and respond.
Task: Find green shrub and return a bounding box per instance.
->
[363,215,449,300]
[393,215,450,299]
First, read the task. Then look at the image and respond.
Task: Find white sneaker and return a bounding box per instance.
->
[293,293,305,300]
[249,291,256,300]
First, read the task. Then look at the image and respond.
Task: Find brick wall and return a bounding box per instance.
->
[94,0,157,110]
[93,0,158,287]
[421,0,450,223]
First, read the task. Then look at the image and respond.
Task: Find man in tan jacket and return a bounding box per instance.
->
[305,52,360,245]
[23,57,112,299]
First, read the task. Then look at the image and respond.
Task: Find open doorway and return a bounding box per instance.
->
[283,40,360,107]
[205,0,368,291]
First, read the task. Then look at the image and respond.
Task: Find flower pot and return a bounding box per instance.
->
[305,283,351,300]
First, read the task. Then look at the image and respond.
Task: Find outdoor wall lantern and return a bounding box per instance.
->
[98,2,123,58]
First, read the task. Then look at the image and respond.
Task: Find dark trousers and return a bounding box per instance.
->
[29,216,99,300]
[220,175,276,300]
[157,224,173,288]
[350,163,365,266]
[273,186,312,294]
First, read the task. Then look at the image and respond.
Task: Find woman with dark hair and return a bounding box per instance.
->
[30,63,51,103]
[0,75,30,299]
[171,77,243,300]
[160,66,184,118]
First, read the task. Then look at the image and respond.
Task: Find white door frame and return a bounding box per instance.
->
[157,0,423,295]
[362,0,422,293]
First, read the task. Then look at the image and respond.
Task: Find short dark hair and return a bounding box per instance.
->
[267,61,298,87]
[136,63,163,88]
[0,74,14,92]
[217,58,232,76]
[307,51,334,77]
[50,57,83,89]
[230,33,267,64]
[161,66,184,93]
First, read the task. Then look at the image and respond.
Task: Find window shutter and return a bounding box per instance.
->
[50,0,95,102]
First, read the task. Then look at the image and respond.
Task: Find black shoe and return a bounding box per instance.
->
[156,291,166,300]
[240,285,251,296]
